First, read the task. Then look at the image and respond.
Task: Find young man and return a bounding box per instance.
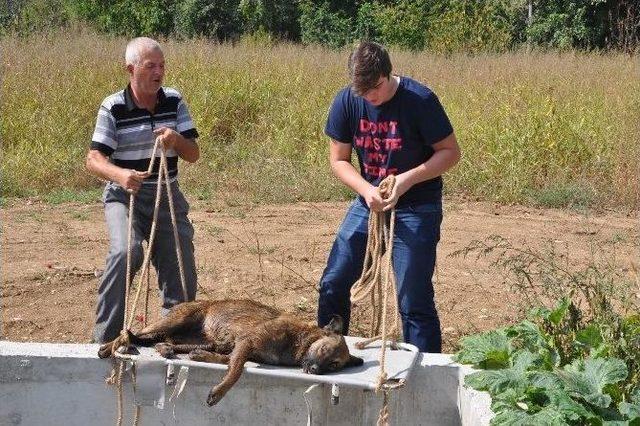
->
[317,41,461,353]
[86,37,200,343]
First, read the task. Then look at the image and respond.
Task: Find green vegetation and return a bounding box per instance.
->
[2,32,638,207]
[454,236,640,424]
[43,188,102,204]
[2,0,638,52]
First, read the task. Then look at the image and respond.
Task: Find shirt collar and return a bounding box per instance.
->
[124,84,167,111]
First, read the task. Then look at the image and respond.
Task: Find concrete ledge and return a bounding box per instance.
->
[0,341,493,425]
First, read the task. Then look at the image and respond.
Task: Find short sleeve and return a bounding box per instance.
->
[90,103,117,156]
[418,93,454,146]
[176,98,199,139]
[324,89,352,144]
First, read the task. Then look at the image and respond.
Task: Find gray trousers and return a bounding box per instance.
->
[93,181,197,343]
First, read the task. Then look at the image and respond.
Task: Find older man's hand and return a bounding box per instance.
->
[153,127,180,151]
[119,169,150,194]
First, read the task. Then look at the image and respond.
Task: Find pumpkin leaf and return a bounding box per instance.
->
[454,328,512,369]
[558,357,628,408]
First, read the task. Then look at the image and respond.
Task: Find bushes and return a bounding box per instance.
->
[427,0,515,53]
[69,0,175,36]
[299,1,353,49]
[174,0,241,40]
[2,0,637,51]
[1,0,73,35]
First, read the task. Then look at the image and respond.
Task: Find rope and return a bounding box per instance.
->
[160,153,189,302]
[349,175,404,425]
[109,137,188,426]
[377,390,390,426]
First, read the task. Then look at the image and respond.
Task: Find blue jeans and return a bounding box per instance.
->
[318,199,442,353]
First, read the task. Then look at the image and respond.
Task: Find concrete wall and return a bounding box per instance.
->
[0,342,493,425]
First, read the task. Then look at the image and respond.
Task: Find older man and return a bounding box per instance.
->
[86,37,199,343]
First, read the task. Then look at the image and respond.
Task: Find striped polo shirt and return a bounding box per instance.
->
[91,85,199,183]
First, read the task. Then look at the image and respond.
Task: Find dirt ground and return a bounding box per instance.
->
[1,196,638,353]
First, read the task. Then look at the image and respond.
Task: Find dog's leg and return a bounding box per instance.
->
[188,349,231,364]
[132,306,201,345]
[154,343,220,359]
[170,343,219,354]
[206,340,252,406]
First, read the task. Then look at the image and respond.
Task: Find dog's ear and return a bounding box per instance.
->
[323,315,344,334]
[347,354,364,367]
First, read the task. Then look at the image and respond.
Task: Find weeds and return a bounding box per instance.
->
[2,31,639,208]
[451,235,637,321]
[529,183,596,209]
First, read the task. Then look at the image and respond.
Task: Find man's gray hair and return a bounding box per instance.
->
[125,37,163,66]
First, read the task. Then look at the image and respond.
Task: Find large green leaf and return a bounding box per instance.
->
[549,297,571,326]
[619,387,640,421]
[508,320,560,368]
[528,370,565,391]
[576,324,604,350]
[455,329,512,369]
[465,350,538,394]
[492,386,593,423]
[546,389,594,421]
[559,357,628,408]
[491,405,571,425]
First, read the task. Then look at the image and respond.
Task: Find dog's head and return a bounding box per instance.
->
[301,315,364,375]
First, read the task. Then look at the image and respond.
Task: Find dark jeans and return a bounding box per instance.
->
[318,199,442,353]
[93,181,197,343]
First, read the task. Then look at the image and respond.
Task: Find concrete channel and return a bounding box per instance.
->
[0,339,493,425]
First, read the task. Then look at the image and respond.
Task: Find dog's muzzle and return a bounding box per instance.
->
[302,361,322,375]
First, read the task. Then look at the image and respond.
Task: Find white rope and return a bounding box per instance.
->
[110,137,188,426]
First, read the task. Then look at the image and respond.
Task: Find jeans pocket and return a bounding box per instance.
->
[102,181,128,205]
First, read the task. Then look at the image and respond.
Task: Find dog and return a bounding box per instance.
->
[98,299,363,405]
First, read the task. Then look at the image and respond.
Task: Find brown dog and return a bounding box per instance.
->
[98,299,363,405]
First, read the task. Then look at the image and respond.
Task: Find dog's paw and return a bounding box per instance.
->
[155,342,175,359]
[98,343,113,359]
[189,348,211,362]
[206,386,225,406]
[116,345,139,355]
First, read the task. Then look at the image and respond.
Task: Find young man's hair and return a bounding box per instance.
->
[348,41,392,96]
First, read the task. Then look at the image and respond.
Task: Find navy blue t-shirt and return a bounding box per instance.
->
[325,76,453,207]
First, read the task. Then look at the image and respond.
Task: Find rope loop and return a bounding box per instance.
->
[108,136,187,426]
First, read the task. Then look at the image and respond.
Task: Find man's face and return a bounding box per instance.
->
[361,75,394,106]
[129,48,165,96]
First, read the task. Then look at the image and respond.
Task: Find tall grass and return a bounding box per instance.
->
[2,31,638,208]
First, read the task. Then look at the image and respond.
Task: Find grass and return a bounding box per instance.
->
[1,30,639,209]
[528,182,596,209]
[43,188,102,205]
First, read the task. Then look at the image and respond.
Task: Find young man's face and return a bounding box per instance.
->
[128,48,165,96]
[361,75,395,106]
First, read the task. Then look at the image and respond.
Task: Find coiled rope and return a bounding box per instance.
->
[349,175,404,425]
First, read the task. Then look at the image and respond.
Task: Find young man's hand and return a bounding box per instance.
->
[382,173,411,211]
[364,185,387,212]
